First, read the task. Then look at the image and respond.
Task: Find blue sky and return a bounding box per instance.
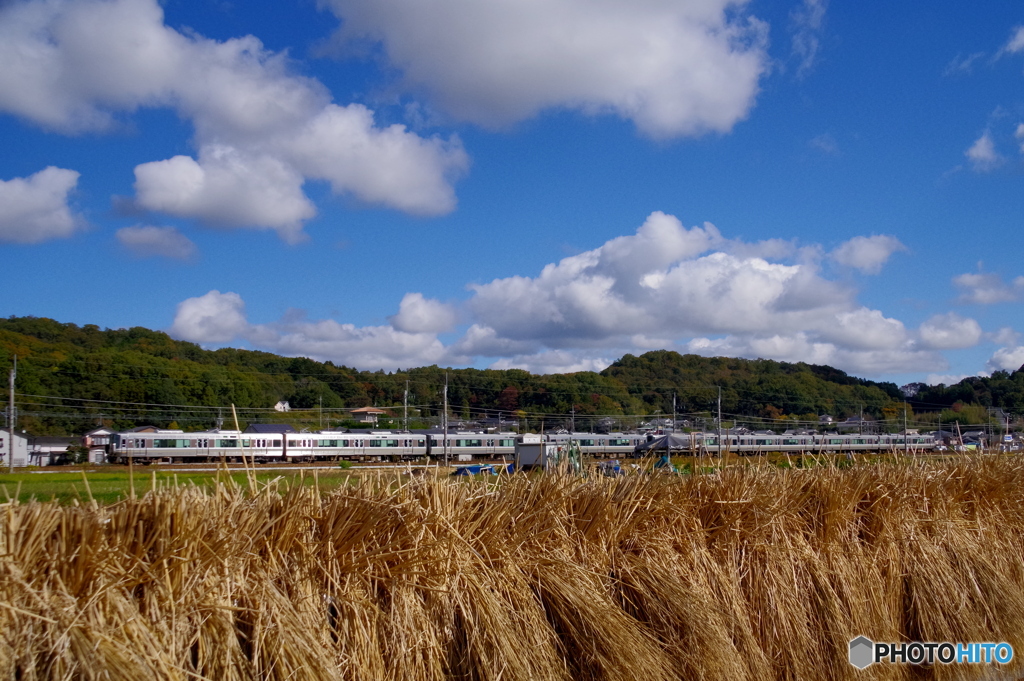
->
[2,0,1024,385]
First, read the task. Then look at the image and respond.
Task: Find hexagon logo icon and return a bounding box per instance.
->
[849,636,875,669]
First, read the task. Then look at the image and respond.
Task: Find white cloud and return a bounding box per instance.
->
[1003,26,1024,55]
[917,312,983,350]
[953,271,1024,305]
[684,332,942,376]
[460,212,935,376]
[790,0,827,77]
[1015,123,1024,153]
[965,132,1001,171]
[115,225,196,260]
[447,324,538,359]
[170,290,248,344]
[322,0,770,138]
[249,318,448,371]
[989,327,1020,346]
[166,214,965,379]
[926,373,973,386]
[134,147,315,243]
[988,346,1024,372]
[0,167,82,244]
[944,52,984,76]
[0,0,468,239]
[828,235,905,274]
[169,290,450,370]
[490,350,614,375]
[389,293,458,334]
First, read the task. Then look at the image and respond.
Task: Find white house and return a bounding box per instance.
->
[0,431,29,468]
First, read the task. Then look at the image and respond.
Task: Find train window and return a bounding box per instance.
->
[456,439,482,447]
[829,439,842,445]
[609,439,630,446]
[783,439,799,445]
[418,439,425,446]
[579,439,595,446]
[272,439,280,447]
[218,439,238,447]
[499,439,514,447]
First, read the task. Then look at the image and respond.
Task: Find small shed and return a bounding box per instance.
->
[514,434,557,470]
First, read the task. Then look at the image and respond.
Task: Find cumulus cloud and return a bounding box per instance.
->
[490,350,614,375]
[918,312,983,350]
[0,0,468,240]
[684,333,941,376]
[828,235,906,274]
[169,290,450,370]
[965,132,1001,171]
[0,167,82,244]
[115,225,196,260]
[388,293,458,334]
[988,346,1024,372]
[134,148,315,242]
[989,327,1020,346]
[953,271,1024,305]
[458,212,941,377]
[170,290,248,344]
[167,213,964,378]
[322,0,769,138]
[926,373,974,386]
[248,318,449,370]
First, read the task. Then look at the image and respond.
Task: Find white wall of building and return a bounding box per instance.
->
[0,431,29,467]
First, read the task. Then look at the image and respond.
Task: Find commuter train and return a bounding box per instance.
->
[108,428,937,464]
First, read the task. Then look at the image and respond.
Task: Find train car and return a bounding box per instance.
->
[640,431,937,456]
[110,427,937,466]
[545,432,648,457]
[110,429,285,463]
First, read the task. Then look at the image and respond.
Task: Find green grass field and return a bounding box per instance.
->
[0,467,364,505]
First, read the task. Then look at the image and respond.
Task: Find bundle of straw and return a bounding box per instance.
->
[2,457,1024,680]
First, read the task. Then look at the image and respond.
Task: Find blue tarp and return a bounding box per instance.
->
[451,464,515,476]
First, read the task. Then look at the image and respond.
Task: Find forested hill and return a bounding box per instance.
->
[1,316,1021,435]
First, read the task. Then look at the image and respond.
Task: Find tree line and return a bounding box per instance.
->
[2,316,1021,435]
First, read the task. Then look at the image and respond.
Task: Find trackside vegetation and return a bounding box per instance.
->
[2,457,1024,679]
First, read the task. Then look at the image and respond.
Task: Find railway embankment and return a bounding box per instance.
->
[2,456,1024,680]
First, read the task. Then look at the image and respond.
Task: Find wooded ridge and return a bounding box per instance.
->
[1,316,1021,434]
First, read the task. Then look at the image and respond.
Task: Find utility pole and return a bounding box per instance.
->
[404,380,409,432]
[903,406,908,455]
[859,404,863,436]
[570,405,575,433]
[717,386,722,458]
[319,395,323,430]
[8,355,16,473]
[672,392,677,433]
[443,372,449,466]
